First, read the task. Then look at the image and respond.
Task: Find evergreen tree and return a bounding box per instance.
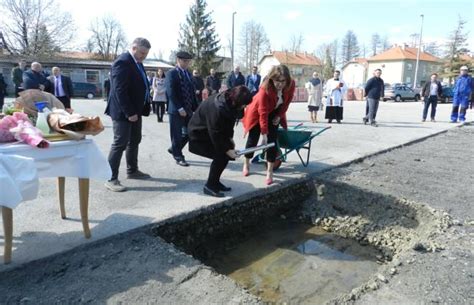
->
[322,46,335,81]
[178,0,220,75]
[341,30,360,66]
[443,16,470,84]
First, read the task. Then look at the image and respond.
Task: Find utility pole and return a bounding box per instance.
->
[413,14,424,88]
[231,12,237,70]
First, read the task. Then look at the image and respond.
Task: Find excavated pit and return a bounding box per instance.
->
[152,178,451,304]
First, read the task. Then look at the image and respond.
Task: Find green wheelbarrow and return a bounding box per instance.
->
[251,124,331,170]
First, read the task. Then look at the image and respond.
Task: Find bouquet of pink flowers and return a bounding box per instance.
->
[0,112,49,148]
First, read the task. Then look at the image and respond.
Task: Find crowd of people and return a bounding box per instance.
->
[2,37,472,197]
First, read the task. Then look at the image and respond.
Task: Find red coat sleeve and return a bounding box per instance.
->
[257,91,271,135]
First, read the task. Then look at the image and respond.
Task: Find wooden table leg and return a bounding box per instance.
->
[57,177,66,219]
[2,207,12,264]
[78,178,91,238]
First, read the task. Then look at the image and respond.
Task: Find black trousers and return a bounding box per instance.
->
[108,118,142,180]
[56,96,71,109]
[422,96,438,120]
[245,109,279,162]
[206,154,230,189]
[153,101,166,122]
[0,95,4,110]
[169,113,190,160]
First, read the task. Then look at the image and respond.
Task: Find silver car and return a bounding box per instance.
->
[384,85,421,102]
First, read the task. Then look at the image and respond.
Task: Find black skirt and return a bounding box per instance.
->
[308,105,320,112]
[325,106,343,120]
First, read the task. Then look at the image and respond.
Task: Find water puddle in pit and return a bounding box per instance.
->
[205,222,381,304]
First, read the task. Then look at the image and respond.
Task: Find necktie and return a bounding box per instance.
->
[55,77,59,96]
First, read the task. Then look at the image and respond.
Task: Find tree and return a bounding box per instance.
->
[381,36,390,51]
[322,46,335,81]
[288,33,304,53]
[443,16,470,83]
[330,39,338,68]
[423,42,441,57]
[370,33,381,56]
[238,20,271,73]
[178,0,220,75]
[87,15,127,60]
[341,30,360,66]
[0,0,75,56]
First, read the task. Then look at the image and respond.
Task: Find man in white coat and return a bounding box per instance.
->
[325,70,346,123]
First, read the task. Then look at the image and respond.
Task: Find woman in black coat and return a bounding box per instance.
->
[188,85,252,197]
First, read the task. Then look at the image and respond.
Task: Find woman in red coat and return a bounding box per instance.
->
[242,65,295,185]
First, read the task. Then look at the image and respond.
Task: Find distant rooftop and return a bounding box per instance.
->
[368,45,440,62]
[259,51,322,66]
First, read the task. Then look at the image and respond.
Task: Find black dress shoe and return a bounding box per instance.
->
[167,148,173,155]
[176,159,189,167]
[203,185,224,197]
[217,182,232,192]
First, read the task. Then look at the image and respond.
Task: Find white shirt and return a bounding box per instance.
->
[429,82,438,96]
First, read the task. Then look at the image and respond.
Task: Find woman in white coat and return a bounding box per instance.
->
[305,72,323,123]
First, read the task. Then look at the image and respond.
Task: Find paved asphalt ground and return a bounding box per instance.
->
[0,97,471,271]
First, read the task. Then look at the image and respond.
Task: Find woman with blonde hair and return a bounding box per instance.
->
[242,65,295,185]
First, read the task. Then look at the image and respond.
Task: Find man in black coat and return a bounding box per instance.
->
[363,68,384,126]
[165,51,198,167]
[421,73,443,122]
[206,68,221,95]
[0,73,7,110]
[188,86,252,197]
[226,66,245,89]
[47,66,74,111]
[23,62,51,92]
[192,69,205,104]
[104,37,152,192]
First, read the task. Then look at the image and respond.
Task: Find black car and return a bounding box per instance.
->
[72,82,100,99]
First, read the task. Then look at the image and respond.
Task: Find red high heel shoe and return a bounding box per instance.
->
[243,168,249,177]
[265,177,273,185]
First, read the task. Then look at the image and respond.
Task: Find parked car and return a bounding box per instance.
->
[383,85,421,102]
[441,86,454,103]
[72,82,100,99]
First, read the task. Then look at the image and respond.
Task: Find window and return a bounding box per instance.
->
[406,77,411,83]
[407,63,413,71]
[85,70,100,83]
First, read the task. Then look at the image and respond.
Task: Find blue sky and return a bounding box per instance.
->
[60,0,473,61]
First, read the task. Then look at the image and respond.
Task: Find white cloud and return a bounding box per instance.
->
[284,10,302,20]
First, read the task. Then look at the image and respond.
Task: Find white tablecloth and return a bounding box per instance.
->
[0,139,111,209]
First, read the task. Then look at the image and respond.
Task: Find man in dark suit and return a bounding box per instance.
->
[226,66,245,89]
[103,72,111,101]
[104,37,152,192]
[206,68,221,95]
[48,67,74,112]
[11,59,26,97]
[192,69,205,104]
[23,62,51,92]
[0,73,7,110]
[245,65,261,96]
[165,51,197,167]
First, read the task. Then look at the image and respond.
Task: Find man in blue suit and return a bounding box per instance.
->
[104,37,152,192]
[23,62,51,92]
[166,51,198,167]
[226,66,245,89]
[245,65,261,96]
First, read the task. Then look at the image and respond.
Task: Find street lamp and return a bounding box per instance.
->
[231,11,236,70]
[413,14,424,88]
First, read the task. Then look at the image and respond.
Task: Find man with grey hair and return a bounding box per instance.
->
[226,65,245,89]
[47,66,74,111]
[104,37,152,192]
[23,62,50,92]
